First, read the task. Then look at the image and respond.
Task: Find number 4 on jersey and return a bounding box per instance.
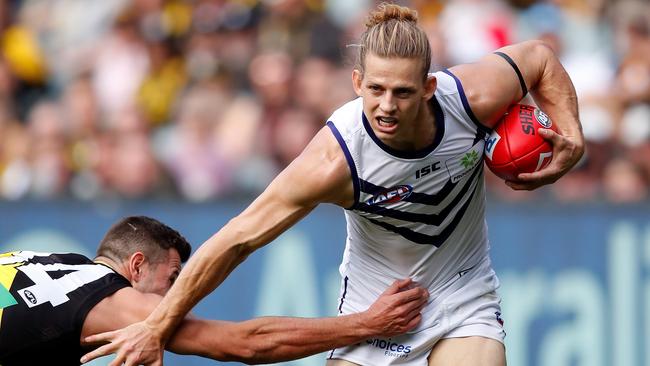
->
[16,263,113,308]
[1,251,114,308]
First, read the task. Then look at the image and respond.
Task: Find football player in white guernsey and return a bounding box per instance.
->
[83,3,584,366]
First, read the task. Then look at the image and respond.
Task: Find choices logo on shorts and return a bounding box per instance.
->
[366,338,412,359]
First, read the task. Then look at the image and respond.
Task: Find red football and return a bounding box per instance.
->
[484,104,557,181]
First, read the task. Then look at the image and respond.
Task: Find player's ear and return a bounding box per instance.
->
[423,75,437,100]
[352,69,363,97]
[128,252,146,281]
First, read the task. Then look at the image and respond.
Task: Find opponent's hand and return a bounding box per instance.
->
[81,321,165,366]
[363,278,429,337]
[507,128,584,190]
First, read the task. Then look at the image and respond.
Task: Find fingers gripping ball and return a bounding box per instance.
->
[484,104,557,181]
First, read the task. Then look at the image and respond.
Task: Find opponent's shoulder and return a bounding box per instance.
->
[81,287,161,342]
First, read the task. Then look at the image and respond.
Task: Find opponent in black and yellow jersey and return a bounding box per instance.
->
[0,251,130,365]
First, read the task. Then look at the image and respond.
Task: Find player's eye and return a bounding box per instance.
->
[395,89,414,98]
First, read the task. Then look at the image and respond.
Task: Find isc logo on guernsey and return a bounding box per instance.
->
[366,338,412,358]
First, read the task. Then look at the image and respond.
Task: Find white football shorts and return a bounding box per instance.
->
[327,257,505,365]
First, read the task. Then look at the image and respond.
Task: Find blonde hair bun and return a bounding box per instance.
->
[356,3,430,79]
[365,3,418,29]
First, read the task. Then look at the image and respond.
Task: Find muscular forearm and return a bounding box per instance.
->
[528,41,583,144]
[227,314,375,364]
[169,313,375,363]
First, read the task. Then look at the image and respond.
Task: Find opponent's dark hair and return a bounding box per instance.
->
[356,3,431,80]
[97,216,191,264]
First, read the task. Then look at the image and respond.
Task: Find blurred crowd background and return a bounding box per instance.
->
[0,0,648,203]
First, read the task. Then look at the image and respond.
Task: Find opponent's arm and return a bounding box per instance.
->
[82,127,354,366]
[171,279,426,364]
[81,279,428,364]
[448,40,584,190]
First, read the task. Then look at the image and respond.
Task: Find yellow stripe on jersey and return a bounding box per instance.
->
[0,252,21,292]
[0,257,21,329]
[0,265,18,298]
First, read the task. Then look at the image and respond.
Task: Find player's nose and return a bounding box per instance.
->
[379,93,397,113]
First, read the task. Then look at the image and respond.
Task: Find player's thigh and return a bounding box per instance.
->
[325,359,362,366]
[428,336,505,366]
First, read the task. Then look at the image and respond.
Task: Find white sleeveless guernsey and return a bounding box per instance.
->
[326,71,505,365]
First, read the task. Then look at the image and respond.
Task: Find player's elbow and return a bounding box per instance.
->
[221,337,276,364]
[206,345,257,364]
[225,346,260,364]
[229,321,295,364]
[522,40,558,69]
[185,321,269,363]
[519,39,555,57]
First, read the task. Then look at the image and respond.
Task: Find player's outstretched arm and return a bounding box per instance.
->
[172,279,428,364]
[81,279,428,365]
[449,40,584,190]
[82,127,354,365]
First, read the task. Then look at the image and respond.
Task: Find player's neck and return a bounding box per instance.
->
[401,101,436,151]
[415,100,437,146]
[94,256,129,280]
